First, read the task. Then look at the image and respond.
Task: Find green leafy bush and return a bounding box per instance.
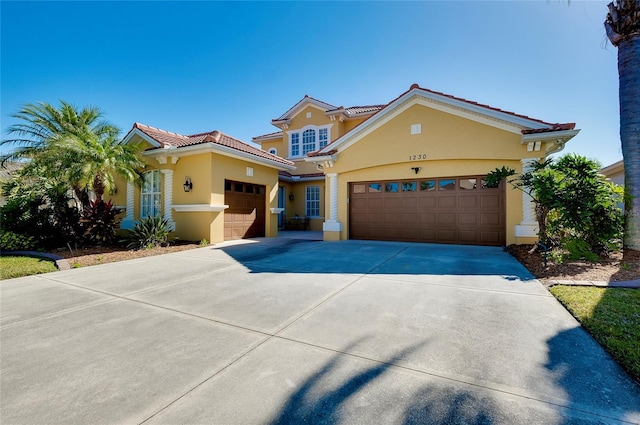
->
[488,154,624,260]
[126,216,172,250]
[0,231,38,251]
[81,199,121,246]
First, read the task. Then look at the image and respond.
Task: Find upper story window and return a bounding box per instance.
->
[302,129,316,154]
[288,125,332,158]
[319,128,328,148]
[268,148,277,155]
[141,170,161,218]
[291,133,300,157]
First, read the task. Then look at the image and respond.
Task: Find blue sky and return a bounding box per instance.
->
[1,1,622,167]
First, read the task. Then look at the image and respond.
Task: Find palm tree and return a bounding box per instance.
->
[605,0,640,250]
[57,131,144,201]
[1,101,143,205]
[1,101,115,163]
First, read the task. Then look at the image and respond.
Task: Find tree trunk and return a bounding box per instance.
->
[73,185,90,211]
[93,175,104,202]
[619,35,640,249]
[535,203,549,246]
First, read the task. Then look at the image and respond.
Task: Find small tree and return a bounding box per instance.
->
[487,154,624,258]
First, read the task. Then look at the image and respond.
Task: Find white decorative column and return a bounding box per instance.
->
[121,182,135,230]
[515,158,540,237]
[323,173,342,232]
[161,169,176,230]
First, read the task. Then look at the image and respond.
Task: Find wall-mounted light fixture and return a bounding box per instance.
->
[183,176,193,192]
[289,192,294,201]
[411,167,422,175]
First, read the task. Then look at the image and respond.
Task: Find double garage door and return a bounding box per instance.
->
[224,180,266,240]
[349,175,505,246]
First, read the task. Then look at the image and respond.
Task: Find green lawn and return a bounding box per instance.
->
[0,256,58,279]
[550,285,640,383]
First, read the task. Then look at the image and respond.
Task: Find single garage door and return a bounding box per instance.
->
[224,180,266,240]
[349,176,505,246]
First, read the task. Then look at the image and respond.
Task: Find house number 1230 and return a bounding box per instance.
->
[409,154,427,160]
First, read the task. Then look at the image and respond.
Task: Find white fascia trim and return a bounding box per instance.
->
[144,143,296,171]
[419,89,550,130]
[173,204,228,212]
[304,154,336,164]
[121,128,162,148]
[275,98,337,122]
[521,129,580,143]
[252,132,283,142]
[278,175,325,183]
[600,160,624,176]
[270,207,285,214]
[318,88,552,155]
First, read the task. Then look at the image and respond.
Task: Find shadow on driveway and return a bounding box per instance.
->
[209,238,537,281]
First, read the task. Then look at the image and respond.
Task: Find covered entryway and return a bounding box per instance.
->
[349,176,505,246]
[224,180,266,240]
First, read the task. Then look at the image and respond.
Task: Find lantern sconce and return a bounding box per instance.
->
[183,176,193,192]
[411,167,422,175]
[289,192,294,201]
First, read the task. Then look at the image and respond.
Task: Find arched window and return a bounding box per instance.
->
[288,125,332,158]
[268,148,277,155]
[302,129,316,154]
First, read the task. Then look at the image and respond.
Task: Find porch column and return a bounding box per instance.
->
[323,173,342,233]
[121,182,135,230]
[515,158,540,238]
[161,169,176,231]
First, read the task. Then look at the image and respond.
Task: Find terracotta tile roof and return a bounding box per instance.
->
[307,149,337,157]
[406,83,566,127]
[521,123,576,135]
[273,95,338,122]
[326,105,386,116]
[132,123,294,167]
[252,130,283,141]
[278,171,325,179]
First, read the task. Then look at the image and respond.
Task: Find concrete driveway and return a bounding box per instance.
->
[2,238,639,424]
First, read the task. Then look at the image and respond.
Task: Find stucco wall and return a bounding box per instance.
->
[325,103,534,245]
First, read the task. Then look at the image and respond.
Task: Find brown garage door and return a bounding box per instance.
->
[224,180,266,240]
[349,176,505,246]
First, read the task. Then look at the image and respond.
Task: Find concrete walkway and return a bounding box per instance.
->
[1,238,639,424]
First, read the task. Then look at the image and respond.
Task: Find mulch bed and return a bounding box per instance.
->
[51,241,201,268]
[506,245,640,282]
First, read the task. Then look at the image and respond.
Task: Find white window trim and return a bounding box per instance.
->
[305,185,321,218]
[286,124,333,159]
[141,170,162,218]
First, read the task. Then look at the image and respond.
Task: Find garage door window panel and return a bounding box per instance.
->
[460,178,477,190]
[402,182,417,192]
[369,183,382,193]
[385,183,399,192]
[439,179,456,191]
[420,180,436,191]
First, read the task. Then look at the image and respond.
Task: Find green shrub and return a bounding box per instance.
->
[0,231,38,251]
[126,216,172,250]
[563,237,600,262]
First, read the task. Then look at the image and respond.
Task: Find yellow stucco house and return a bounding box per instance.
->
[111,123,295,243]
[253,84,579,246]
